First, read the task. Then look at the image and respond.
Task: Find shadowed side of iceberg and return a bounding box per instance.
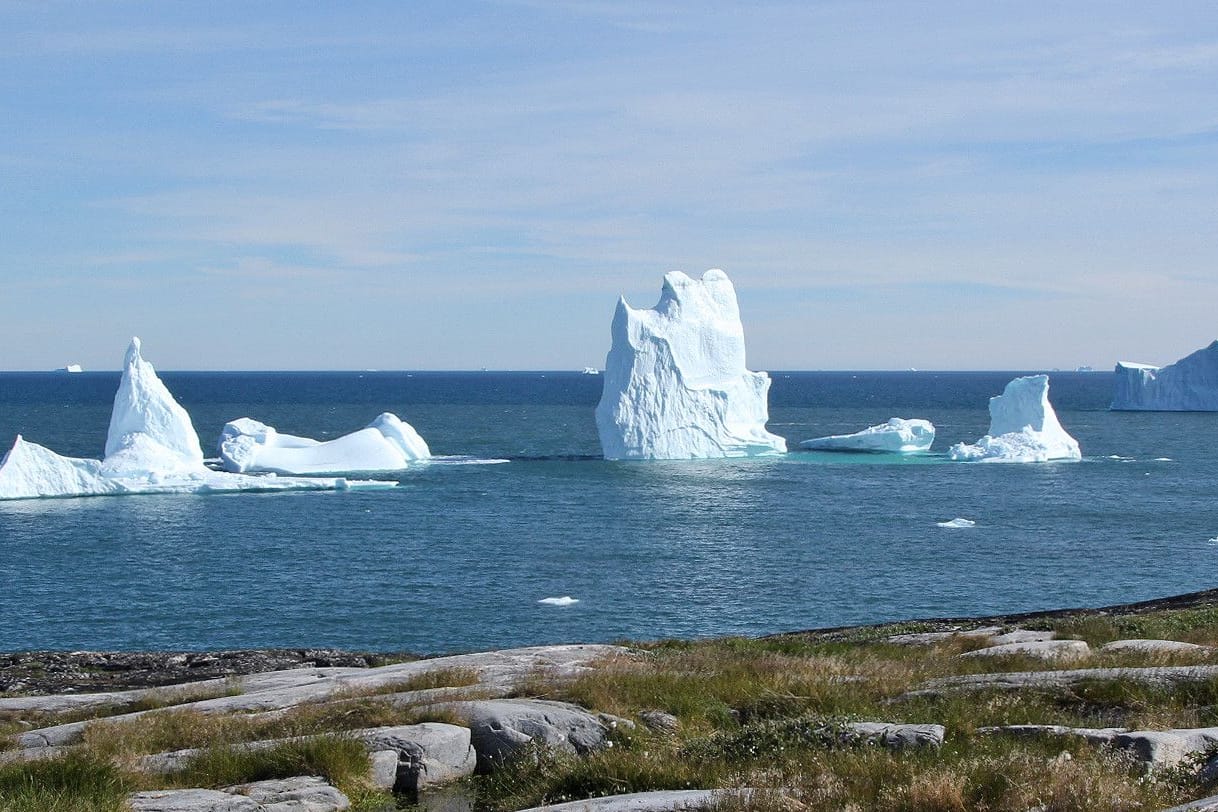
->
[1111,340,1218,411]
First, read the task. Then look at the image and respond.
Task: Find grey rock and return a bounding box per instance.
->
[977,724,1126,746]
[907,665,1218,698]
[639,710,679,733]
[844,722,945,749]
[514,789,755,812]
[429,699,613,772]
[1163,794,1218,811]
[959,640,1089,660]
[987,629,1057,645]
[13,644,626,749]
[884,626,1002,645]
[225,776,349,811]
[368,750,399,791]
[354,723,477,792]
[1101,639,1211,655]
[129,788,261,812]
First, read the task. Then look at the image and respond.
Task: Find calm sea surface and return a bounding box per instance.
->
[1,371,1216,654]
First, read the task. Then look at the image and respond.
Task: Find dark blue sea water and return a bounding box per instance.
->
[2,371,1216,654]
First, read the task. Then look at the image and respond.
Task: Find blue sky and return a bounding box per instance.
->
[2,1,1217,370]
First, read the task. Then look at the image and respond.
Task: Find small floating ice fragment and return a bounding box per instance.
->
[937,518,976,529]
[1154,457,1173,462]
[538,596,579,606]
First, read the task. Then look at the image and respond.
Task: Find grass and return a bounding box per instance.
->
[9,602,1218,810]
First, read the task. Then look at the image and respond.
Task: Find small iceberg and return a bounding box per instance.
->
[55,364,84,373]
[801,418,934,453]
[949,375,1081,463]
[218,413,430,475]
[538,596,579,606]
[581,367,600,375]
[937,518,976,528]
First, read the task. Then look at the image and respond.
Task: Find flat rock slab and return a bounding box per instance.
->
[1165,793,1218,811]
[427,698,616,772]
[129,776,348,811]
[977,724,1218,769]
[959,640,1089,660]
[515,789,752,811]
[1101,639,1211,655]
[908,665,1218,698]
[137,723,475,792]
[13,644,625,749]
[884,627,1002,645]
[987,629,1057,645]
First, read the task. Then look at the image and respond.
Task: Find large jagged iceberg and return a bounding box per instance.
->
[800,418,935,453]
[0,338,382,500]
[595,270,786,460]
[218,413,430,474]
[948,375,1081,463]
[1111,340,1218,411]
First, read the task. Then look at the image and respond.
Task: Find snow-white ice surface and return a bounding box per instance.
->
[595,269,787,460]
[800,418,934,453]
[218,413,431,474]
[948,375,1081,463]
[0,338,381,500]
[1111,340,1218,411]
[937,518,976,528]
[538,596,579,606]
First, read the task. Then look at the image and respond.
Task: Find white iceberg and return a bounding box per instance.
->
[538,596,579,606]
[218,413,430,475]
[948,375,1081,463]
[594,269,787,460]
[800,418,934,453]
[56,364,83,373]
[1111,340,1218,411]
[937,518,976,528]
[0,338,383,500]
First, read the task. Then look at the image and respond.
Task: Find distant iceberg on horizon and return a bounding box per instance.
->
[55,363,83,373]
[0,338,385,500]
[949,375,1081,463]
[1111,340,1218,411]
[594,269,786,460]
[801,418,935,453]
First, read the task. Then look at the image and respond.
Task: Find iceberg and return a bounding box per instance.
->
[56,364,83,373]
[1111,340,1218,411]
[948,375,1081,463]
[595,269,787,460]
[218,412,431,475]
[800,418,934,453]
[0,338,382,500]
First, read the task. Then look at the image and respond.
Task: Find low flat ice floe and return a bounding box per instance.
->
[538,596,580,606]
[937,518,977,529]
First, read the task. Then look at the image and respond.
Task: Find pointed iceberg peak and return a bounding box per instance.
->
[949,375,1081,463]
[596,269,786,460]
[104,336,204,468]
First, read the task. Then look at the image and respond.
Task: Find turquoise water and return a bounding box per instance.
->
[1,371,1216,654]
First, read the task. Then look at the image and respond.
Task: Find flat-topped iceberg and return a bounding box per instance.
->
[1111,340,1218,411]
[0,338,383,500]
[801,418,935,453]
[949,375,1081,463]
[219,413,430,474]
[595,269,786,460]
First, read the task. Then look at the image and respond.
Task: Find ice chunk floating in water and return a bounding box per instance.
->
[0,338,381,500]
[949,375,1081,463]
[801,418,934,453]
[595,269,786,460]
[937,518,976,528]
[538,596,579,606]
[1111,340,1218,411]
[219,413,430,475]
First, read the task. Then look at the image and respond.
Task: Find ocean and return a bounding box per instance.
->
[1,370,1215,655]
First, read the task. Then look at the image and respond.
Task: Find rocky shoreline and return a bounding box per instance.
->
[7,586,1218,696]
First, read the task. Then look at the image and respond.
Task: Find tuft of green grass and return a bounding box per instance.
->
[0,752,129,812]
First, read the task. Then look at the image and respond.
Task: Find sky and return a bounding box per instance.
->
[2,1,1217,371]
